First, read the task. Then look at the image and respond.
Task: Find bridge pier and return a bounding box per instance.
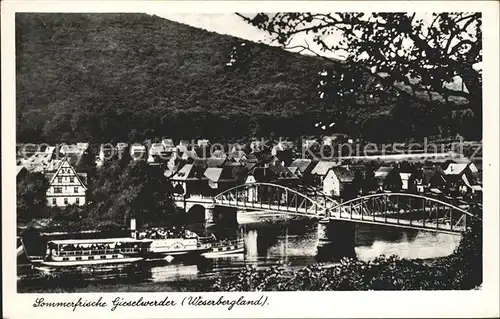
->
[205,207,215,226]
[214,206,238,226]
[316,219,356,262]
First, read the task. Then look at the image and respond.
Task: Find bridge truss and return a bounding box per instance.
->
[213,183,481,235]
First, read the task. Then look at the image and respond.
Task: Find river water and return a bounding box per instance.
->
[17,214,461,292]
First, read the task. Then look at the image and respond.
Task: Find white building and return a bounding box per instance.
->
[46,158,87,207]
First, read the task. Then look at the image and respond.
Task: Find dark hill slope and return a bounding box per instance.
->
[16,13,475,143]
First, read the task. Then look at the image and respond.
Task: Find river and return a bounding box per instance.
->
[17,214,462,292]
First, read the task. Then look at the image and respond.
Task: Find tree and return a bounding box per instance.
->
[237,12,482,130]
[17,172,49,222]
[239,13,481,105]
[76,144,97,178]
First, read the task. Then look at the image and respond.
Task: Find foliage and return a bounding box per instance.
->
[16,13,480,144]
[85,160,178,227]
[239,13,481,108]
[212,221,482,291]
[17,172,49,222]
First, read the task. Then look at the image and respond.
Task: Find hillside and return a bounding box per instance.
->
[15,13,480,144]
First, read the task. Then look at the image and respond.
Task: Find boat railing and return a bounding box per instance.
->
[210,239,244,249]
[53,247,149,256]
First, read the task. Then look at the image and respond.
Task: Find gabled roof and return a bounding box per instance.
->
[204,167,223,182]
[228,150,246,161]
[420,166,446,184]
[248,167,276,182]
[245,154,259,163]
[328,167,356,183]
[374,166,394,178]
[289,166,300,176]
[290,159,318,174]
[47,158,88,190]
[162,139,175,148]
[269,165,298,180]
[444,163,474,175]
[219,165,248,182]
[311,161,338,176]
[207,158,226,168]
[171,164,193,181]
[183,150,199,160]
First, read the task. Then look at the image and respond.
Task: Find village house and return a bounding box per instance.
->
[209,149,226,159]
[176,140,190,154]
[164,152,185,178]
[399,172,417,192]
[289,159,318,184]
[197,139,210,147]
[374,166,402,192]
[148,143,169,165]
[310,160,340,186]
[227,150,247,163]
[415,165,447,193]
[323,166,362,198]
[182,149,200,163]
[160,139,175,154]
[170,159,210,197]
[244,154,259,164]
[130,144,147,161]
[204,162,248,194]
[249,139,266,153]
[45,158,87,207]
[443,162,482,195]
[271,140,295,165]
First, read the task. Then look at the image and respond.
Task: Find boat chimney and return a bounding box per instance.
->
[130,218,137,239]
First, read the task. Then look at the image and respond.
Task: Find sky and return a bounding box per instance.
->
[147,13,347,59]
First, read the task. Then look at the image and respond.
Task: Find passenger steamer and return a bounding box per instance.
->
[27,225,246,267]
[39,238,152,267]
[135,228,212,259]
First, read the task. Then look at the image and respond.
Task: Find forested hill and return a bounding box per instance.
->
[16,13,478,144]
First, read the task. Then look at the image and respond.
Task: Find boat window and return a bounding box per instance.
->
[76,257,82,260]
[63,257,69,261]
[100,256,106,259]
[112,255,118,258]
[88,256,94,260]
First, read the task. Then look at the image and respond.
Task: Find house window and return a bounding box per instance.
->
[74,187,79,193]
[70,177,74,183]
[58,177,62,183]
[76,198,80,205]
[52,198,56,205]
[54,187,62,193]
[64,198,68,205]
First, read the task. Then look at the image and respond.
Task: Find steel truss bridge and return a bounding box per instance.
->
[213,182,481,235]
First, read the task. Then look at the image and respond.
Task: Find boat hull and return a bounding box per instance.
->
[202,247,245,258]
[38,257,143,267]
